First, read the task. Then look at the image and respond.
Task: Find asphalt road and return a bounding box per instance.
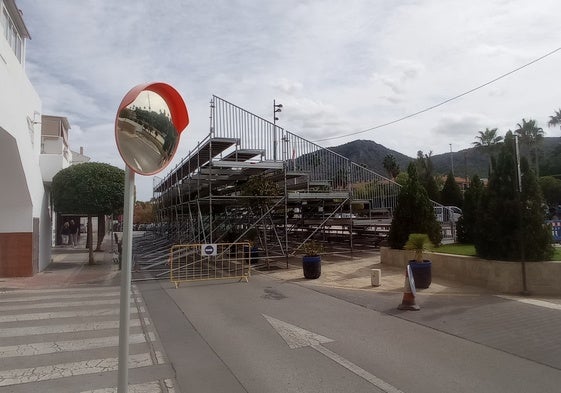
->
[138,275,561,393]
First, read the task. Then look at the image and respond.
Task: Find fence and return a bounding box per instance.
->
[547,220,561,243]
[169,242,251,287]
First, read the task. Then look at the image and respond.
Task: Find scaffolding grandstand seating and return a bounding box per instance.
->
[149,95,449,272]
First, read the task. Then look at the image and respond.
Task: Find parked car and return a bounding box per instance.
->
[434,206,462,222]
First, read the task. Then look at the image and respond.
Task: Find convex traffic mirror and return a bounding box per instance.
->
[115,82,189,175]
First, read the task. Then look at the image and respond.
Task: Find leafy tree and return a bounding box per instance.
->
[515,118,544,176]
[388,163,443,249]
[394,172,408,186]
[415,151,440,202]
[382,154,400,179]
[134,201,156,224]
[540,144,561,177]
[331,168,349,190]
[52,163,125,264]
[440,172,463,208]
[475,132,552,261]
[456,175,483,243]
[472,127,503,172]
[539,176,561,211]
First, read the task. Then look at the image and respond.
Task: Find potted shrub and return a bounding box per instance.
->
[404,233,433,289]
[301,240,324,279]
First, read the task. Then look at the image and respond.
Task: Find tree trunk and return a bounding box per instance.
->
[96,214,106,251]
[87,215,95,265]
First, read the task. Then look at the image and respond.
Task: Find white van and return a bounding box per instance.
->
[434,206,462,222]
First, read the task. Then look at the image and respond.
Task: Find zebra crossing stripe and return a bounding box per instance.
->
[0,298,126,312]
[0,286,120,296]
[497,295,561,310]
[0,308,138,323]
[0,333,151,358]
[0,291,120,303]
[81,381,164,393]
[0,352,153,387]
[0,319,143,338]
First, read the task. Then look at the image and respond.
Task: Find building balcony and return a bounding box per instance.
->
[40,135,71,183]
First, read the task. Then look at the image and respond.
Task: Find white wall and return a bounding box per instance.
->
[0,15,48,269]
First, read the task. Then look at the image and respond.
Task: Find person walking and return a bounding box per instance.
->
[61,221,70,246]
[69,220,78,248]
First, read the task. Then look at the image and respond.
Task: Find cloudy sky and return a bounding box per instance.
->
[18,0,561,200]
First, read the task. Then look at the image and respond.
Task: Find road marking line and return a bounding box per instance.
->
[0,352,153,387]
[0,298,126,312]
[497,295,561,310]
[312,344,404,393]
[263,314,404,393]
[0,333,149,358]
[263,314,332,349]
[0,308,138,323]
[0,319,142,338]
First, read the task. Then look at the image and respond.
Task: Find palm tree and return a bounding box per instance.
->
[548,108,561,129]
[382,154,400,179]
[472,127,503,172]
[515,118,544,176]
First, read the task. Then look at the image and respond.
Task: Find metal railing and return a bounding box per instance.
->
[212,95,402,208]
[169,242,251,287]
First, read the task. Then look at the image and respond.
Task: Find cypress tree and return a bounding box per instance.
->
[440,172,463,208]
[388,163,443,249]
[456,175,483,243]
[475,132,552,260]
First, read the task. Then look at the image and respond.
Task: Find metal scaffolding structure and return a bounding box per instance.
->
[151,95,404,268]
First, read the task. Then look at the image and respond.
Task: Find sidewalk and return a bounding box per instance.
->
[261,251,493,296]
[0,235,119,290]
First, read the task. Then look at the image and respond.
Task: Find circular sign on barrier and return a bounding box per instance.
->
[202,244,217,256]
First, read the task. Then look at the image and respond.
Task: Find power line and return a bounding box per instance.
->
[314,46,561,143]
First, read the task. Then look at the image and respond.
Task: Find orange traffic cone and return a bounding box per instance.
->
[398,266,420,311]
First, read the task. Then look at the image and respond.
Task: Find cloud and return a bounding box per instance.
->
[17,0,561,200]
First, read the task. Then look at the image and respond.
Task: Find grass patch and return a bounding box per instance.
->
[434,243,561,260]
[433,244,476,257]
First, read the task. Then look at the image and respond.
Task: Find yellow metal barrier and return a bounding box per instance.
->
[170,242,251,288]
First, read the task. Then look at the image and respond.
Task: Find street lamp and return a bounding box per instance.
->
[273,100,283,161]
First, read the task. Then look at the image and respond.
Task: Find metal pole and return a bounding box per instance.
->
[450,143,454,176]
[118,166,135,392]
[514,135,529,295]
[273,100,278,161]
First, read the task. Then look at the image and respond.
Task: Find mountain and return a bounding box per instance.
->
[328,137,561,179]
[327,140,412,177]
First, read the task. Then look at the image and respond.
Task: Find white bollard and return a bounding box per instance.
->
[371,269,381,287]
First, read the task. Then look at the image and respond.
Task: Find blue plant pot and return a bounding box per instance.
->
[408,260,432,289]
[303,255,321,279]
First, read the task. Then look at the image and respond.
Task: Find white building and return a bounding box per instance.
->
[0,0,76,276]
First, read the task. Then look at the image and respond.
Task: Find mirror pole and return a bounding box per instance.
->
[118,166,135,392]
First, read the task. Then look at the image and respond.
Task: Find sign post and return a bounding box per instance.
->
[115,82,188,392]
[117,166,135,391]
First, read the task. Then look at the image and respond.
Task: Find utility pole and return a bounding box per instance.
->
[450,143,454,176]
